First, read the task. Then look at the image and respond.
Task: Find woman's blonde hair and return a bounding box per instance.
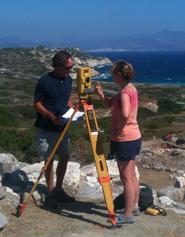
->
[111,60,135,80]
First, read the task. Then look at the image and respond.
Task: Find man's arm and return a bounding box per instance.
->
[34,101,60,125]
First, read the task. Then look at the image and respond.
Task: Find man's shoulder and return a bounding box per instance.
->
[39,73,52,81]
[37,73,54,86]
[67,75,72,83]
[67,75,72,80]
[41,73,72,81]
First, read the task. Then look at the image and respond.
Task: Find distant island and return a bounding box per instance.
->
[1,30,185,51]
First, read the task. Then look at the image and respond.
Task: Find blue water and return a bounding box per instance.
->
[87,51,185,85]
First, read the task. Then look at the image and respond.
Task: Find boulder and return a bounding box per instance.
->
[0,153,20,179]
[175,176,185,188]
[158,186,185,202]
[75,175,122,202]
[0,212,8,230]
[157,195,176,208]
[0,186,6,200]
[63,161,81,192]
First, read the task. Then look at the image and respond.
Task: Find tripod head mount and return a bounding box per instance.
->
[76,67,93,100]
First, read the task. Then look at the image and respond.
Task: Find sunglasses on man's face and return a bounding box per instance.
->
[61,65,74,70]
[56,61,73,70]
[63,65,73,70]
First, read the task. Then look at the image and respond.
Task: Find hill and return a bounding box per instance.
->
[0,46,111,163]
[81,30,185,51]
[1,30,185,51]
[1,47,185,165]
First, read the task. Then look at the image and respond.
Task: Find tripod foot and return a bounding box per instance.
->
[16,203,27,217]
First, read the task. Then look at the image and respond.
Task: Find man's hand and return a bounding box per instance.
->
[60,117,69,124]
[34,101,60,125]
[50,113,60,125]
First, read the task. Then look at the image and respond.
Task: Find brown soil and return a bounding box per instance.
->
[139,167,174,190]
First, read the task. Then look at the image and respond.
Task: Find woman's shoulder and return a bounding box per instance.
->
[121,83,137,94]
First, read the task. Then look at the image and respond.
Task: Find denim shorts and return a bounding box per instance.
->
[36,128,70,162]
[109,138,142,161]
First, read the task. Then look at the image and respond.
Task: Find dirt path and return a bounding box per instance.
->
[1,199,185,237]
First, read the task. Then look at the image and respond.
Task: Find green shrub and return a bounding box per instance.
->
[0,105,35,127]
[0,127,37,163]
[13,105,36,120]
[92,99,104,109]
[142,127,175,140]
[98,117,111,142]
[144,116,174,130]
[138,107,157,122]
[158,99,183,114]
[70,121,87,142]
[0,106,18,126]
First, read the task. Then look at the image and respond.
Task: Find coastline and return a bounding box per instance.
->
[92,79,185,88]
[88,51,185,85]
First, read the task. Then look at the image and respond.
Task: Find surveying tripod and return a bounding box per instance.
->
[16,67,117,227]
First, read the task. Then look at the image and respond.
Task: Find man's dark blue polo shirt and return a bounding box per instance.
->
[34,72,72,132]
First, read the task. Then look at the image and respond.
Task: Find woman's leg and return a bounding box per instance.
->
[133,167,140,212]
[117,160,136,216]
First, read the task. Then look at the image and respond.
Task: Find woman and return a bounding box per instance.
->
[95,60,142,224]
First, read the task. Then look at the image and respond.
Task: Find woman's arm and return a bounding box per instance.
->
[120,92,131,120]
[95,82,113,108]
[67,97,73,108]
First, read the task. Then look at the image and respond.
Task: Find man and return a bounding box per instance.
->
[34,50,75,203]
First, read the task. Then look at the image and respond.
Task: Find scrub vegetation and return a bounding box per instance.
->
[0,47,185,163]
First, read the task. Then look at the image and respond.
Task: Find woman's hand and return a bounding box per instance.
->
[95,82,104,97]
[95,82,113,107]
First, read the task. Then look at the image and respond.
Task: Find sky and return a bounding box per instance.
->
[1,0,185,42]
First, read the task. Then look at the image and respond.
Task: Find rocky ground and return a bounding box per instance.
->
[1,200,185,237]
[0,139,185,237]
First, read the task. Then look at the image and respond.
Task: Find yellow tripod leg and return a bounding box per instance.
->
[16,107,77,217]
[83,102,116,226]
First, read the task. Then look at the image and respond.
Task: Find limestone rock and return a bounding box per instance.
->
[0,212,8,230]
[0,153,20,177]
[75,176,104,202]
[157,196,176,207]
[175,176,185,188]
[0,186,6,200]
[158,186,185,202]
[63,161,81,190]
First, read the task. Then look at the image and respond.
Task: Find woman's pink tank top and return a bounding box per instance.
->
[110,86,141,142]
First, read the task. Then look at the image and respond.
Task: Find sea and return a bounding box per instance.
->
[87,51,185,85]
